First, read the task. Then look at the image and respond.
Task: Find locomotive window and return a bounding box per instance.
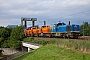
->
[57,23,62,26]
[47,26,49,27]
[42,26,46,28]
[32,27,36,29]
[28,27,31,29]
[62,23,66,25]
[41,26,49,28]
[57,23,66,26]
[26,29,29,30]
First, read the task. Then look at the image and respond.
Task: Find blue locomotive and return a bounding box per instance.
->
[51,21,81,38]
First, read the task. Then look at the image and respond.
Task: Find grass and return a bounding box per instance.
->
[23,37,90,52]
[13,44,90,60]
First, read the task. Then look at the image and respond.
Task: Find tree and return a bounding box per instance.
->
[8,40,21,49]
[88,24,90,36]
[0,26,24,49]
[80,22,90,36]
[0,28,9,38]
[0,27,12,48]
[10,26,24,40]
[1,40,9,48]
[0,37,4,48]
[9,26,24,49]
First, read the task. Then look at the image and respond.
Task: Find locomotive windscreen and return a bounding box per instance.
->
[57,23,66,26]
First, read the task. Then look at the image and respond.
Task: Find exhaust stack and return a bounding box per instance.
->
[44,21,46,25]
[69,21,70,25]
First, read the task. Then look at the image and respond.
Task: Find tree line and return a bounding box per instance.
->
[80,22,90,36]
[0,26,24,50]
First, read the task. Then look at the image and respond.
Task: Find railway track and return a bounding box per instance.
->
[34,36,90,41]
[80,36,90,40]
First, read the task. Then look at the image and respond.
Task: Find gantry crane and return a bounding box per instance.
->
[21,18,37,29]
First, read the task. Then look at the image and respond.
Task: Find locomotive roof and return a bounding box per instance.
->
[57,22,66,26]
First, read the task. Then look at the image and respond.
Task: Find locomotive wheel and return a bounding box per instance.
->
[75,36,78,39]
[66,34,70,38]
[63,35,66,38]
[48,34,51,38]
[50,34,53,38]
[31,34,34,37]
[37,34,39,37]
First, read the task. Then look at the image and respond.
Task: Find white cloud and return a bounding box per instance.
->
[0,0,90,26]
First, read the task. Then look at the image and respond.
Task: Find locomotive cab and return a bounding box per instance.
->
[41,26,51,33]
[51,22,67,37]
[41,25,51,37]
[67,24,81,38]
[32,26,41,37]
[70,24,80,38]
[51,22,81,38]
[57,22,67,32]
[24,27,32,36]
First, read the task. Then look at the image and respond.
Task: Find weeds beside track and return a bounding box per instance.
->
[24,37,90,53]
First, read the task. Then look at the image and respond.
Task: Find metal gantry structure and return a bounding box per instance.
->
[21,18,37,28]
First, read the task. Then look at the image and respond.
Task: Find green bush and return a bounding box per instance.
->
[1,40,9,48]
[10,26,24,41]
[24,37,50,45]
[8,40,21,49]
[0,27,11,39]
[0,37,4,48]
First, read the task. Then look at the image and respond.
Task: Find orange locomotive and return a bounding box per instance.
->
[40,25,51,37]
[32,26,41,37]
[41,26,51,33]
[24,27,32,36]
[25,25,51,37]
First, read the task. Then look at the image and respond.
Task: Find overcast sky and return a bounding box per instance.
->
[0,0,90,27]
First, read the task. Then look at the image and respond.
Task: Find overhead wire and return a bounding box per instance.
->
[36,4,90,26]
[67,9,90,17]
[60,4,90,19]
